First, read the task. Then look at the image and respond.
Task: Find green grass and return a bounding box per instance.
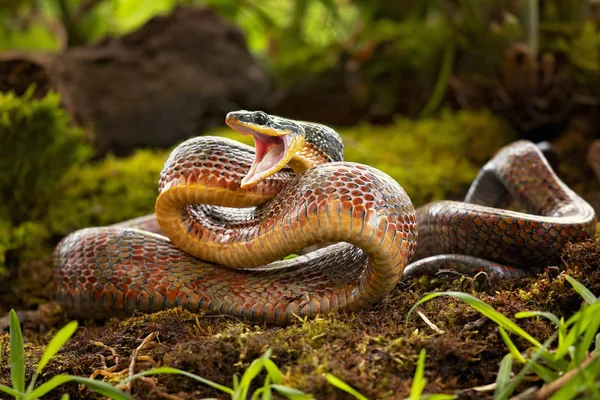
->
[0,310,132,400]
[122,348,315,399]
[4,271,600,399]
[408,275,600,399]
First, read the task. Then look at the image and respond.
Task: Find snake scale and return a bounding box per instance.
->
[54,111,597,324]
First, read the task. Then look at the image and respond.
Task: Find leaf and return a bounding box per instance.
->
[271,384,314,400]
[495,332,558,400]
[494,354,513,398]
[0,383,24,398]
[566,276,597,305]
[419,37,455,117]
[121,366,234,395]
[68,376,134,400]
[264,359,282,384]
[29,374,132,399]
[407,292,543,348]
[37,321,79,372]
[574,305,600,364]
[9,310,25,394]
[550,355,600,400]
[28,375,72,398]
[419,395,457,400]
[325,374,368,400]
[498,327,526,364]
[529,363,558,383]
[235,349,272,400]
[556,303,600,361]
[515,311,560,326]
[409,349,427,400]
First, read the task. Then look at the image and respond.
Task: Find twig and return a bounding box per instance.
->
[532,352,600,399]
[140,376,185,400]
[126,331,160,392]
[417,310,444,334]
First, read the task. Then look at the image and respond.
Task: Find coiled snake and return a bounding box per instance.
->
[54,111,597,324]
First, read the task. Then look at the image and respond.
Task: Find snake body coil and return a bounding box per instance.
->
[54,111,596,324]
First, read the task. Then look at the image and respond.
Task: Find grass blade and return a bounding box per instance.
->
[68,376,134,400]
[409,349,427,400]
[566,276,597,305]
[121,366,234,395]
[408,292,543,348]
[515,311,560,326]
[261,378,273,400]
[498,327,526,364]
[271,384,314,399]
[0,383,24,398]
[325,374,368,400]
[529,363,558,383]
[236,349,271,400]
[496,332,558,400]
[29,374,132,399]
[494,354,513,398]
[29,375,72,398]
[37,321,78,373]
[9,310,25,394]
[556,303,600,361]
[550,356,600,400]
[264,359,282,384]
[574,306,600,365]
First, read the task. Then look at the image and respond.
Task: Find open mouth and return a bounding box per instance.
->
[242,131,294,188]
[225,119,299,188]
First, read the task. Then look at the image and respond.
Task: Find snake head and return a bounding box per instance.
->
[226,110,306,189]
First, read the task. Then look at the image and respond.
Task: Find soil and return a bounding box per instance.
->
[0,237,598,399]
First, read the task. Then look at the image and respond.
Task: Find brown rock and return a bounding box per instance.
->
[0,6,271,156]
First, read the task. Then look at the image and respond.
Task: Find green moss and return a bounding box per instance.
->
[0,89,91,269]
[47,149,169,235]
[0,88,91,223]
[342,109,516,206]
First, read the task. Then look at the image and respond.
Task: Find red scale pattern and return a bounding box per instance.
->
[404,140,596,279]
[54,138,417,324]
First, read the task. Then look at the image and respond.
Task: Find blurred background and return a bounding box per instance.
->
[1,0,600,310]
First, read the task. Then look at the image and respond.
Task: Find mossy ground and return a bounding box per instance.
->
[0,109,599,399]
[0,238,598,399]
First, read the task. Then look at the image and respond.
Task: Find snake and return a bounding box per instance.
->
[53,111,597,325]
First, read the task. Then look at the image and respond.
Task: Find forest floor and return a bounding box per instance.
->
[0,235,598,399]
[1,113,600,399]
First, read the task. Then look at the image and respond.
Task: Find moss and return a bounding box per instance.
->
[0,238,597,399]
[340,109,516,206]
[0,89,91,271]
[4,106,593,398]
[46,149,169,235]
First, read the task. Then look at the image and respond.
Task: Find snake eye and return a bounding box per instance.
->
[253,112,269,125]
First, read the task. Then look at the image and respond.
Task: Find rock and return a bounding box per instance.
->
[0,6,271,156]
[588,139,600,182]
